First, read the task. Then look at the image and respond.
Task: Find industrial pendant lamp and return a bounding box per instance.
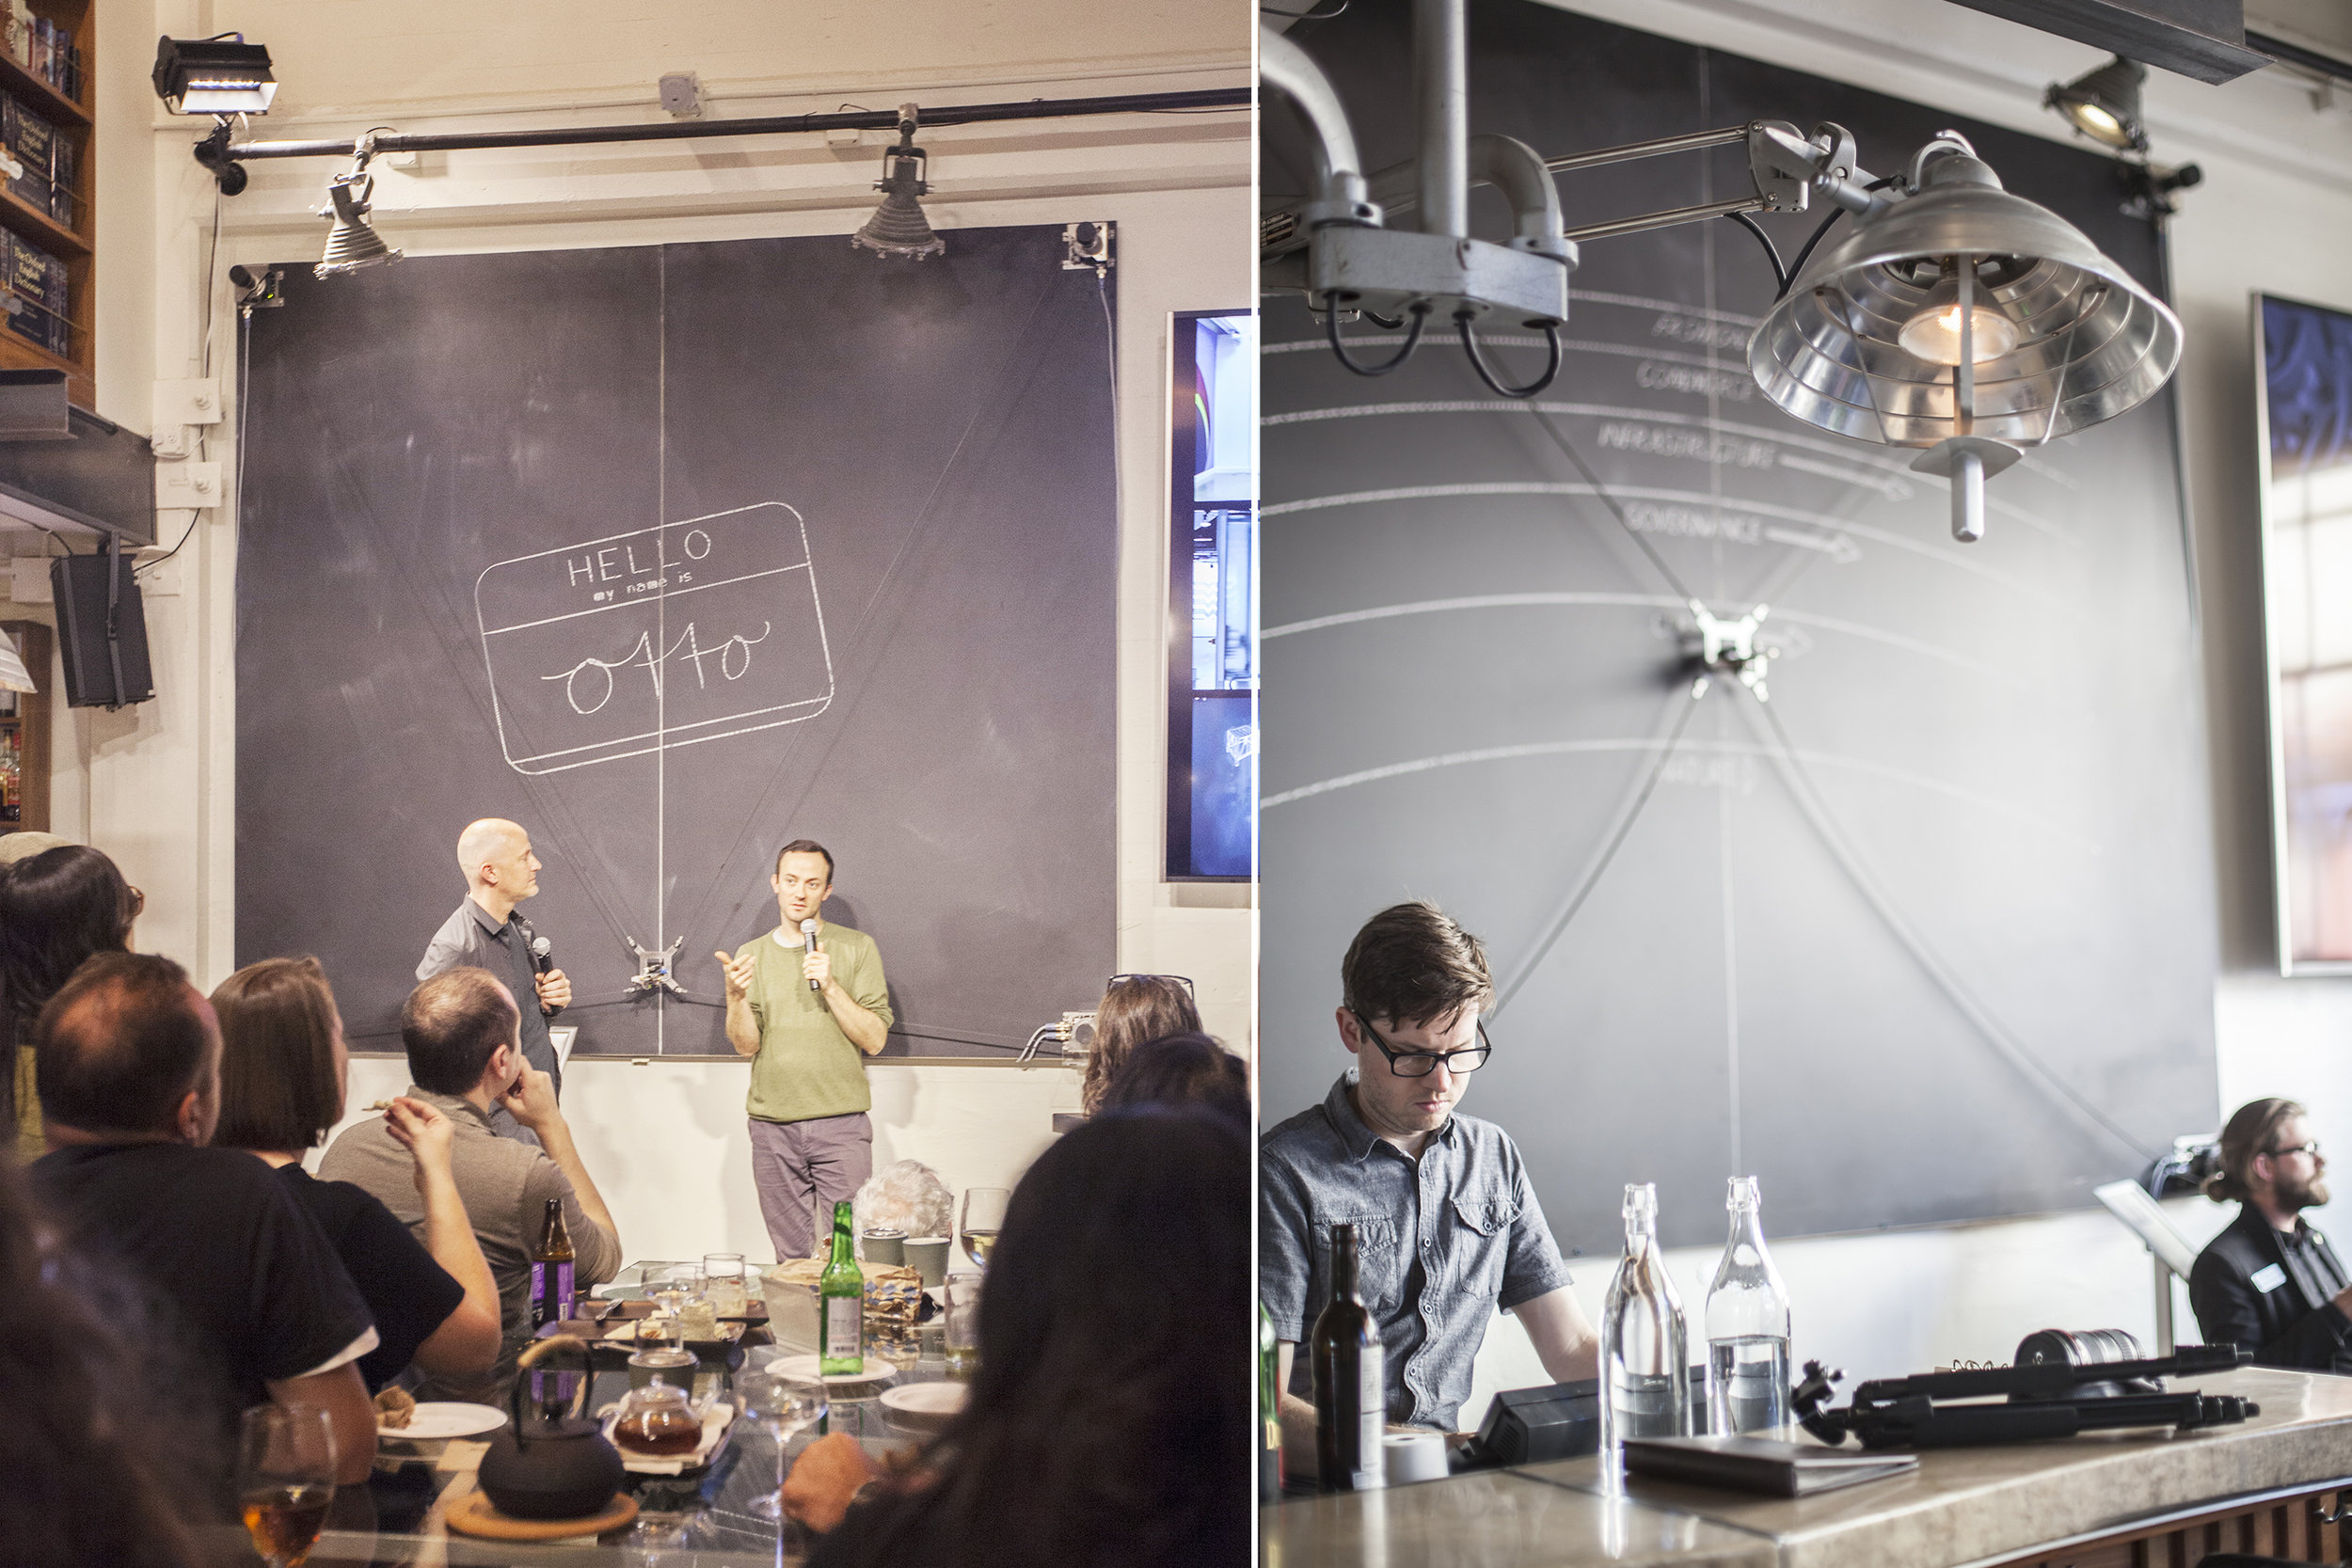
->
[852,104,946,261]
[1749,134,2181,542]
[314,137,403,278]
[2044,55,2150,152]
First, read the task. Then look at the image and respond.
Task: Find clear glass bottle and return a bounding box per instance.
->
[1600,1182,1689,1455]
[1704,1176,1792,1435]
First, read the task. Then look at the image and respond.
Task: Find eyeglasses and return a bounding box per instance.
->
[2270,1141,2323,1161]
[1107,974,1194,997]
[1350,1009,1491,1078]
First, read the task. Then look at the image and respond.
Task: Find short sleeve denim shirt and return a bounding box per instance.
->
[1260,1072,1575,1431]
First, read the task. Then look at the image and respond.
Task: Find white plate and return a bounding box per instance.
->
[879,1382,965,1430]
[761,1353,898,1390]
[381,1402,510,1442]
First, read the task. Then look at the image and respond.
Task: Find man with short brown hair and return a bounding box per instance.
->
[31,952,381,1483]
[1260,901,1597,1477]
[716,838,894,1260]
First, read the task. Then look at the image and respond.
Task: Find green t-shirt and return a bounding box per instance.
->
[739,923,893,1124]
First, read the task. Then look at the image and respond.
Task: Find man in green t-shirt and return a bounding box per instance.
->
[716,838,894,1261]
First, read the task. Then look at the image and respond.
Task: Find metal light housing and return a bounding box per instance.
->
[2044,56,2149,153]
[314,148,402,278]
[852,105,945,261]
[1751,150,2180,455]
[152,36,278,116]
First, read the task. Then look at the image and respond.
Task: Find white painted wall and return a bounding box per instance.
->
[1443,0,2352,1433]
[22,3,1248,1243]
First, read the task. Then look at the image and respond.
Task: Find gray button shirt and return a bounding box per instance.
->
[1261,1072,1575,1431]
[420,898,562,1092]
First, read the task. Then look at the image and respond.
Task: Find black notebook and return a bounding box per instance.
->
[1623,1435,1920,1497]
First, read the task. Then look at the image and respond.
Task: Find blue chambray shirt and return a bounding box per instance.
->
[1261,1071,1575,1431]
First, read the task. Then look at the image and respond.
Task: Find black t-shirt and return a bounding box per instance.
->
[276,1164,466,1392]
[31,1142,376,1417]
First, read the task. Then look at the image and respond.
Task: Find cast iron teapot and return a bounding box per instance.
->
[477,1334,626,1520]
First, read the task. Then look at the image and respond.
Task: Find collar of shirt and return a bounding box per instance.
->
[1320,1070,1456,1162]
[405,1085,497,1135]
[465,899,513,942]
[771,923,822,951]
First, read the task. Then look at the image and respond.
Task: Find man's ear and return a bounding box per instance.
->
[175,1088,206,1145]
[1334,1006,1363,1056]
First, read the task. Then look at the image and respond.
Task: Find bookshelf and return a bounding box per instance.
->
[0,0,87,407]
[0,619,49,832]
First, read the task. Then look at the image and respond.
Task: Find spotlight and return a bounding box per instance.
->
[2045,55,2149,153]
[151,35,277,116]
[314,138,403,278]
[1749,134,2182,543]
[852,104,946,261]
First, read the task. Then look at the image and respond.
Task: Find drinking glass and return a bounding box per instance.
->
[702,1252,750,1318]
[945,1274,983,1379]
[650,1265,701,1350]
[735,1363,828,1523]
[958,1188,1008,1271]
[237,1402,337,1568]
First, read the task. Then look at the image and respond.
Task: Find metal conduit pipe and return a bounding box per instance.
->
[1414,0,1468,239]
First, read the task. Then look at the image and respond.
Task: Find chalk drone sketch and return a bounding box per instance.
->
[475,500,835,775]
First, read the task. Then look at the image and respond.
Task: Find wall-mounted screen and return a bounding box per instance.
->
[1166,309,1257,880]
[2259,293,2352,973]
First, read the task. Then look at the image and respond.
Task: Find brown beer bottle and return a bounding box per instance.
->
[1310,1223,1385,1492]
[532,1196,575,1329]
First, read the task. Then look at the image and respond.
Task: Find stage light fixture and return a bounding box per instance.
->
[852,104,946,261]
[314,138,403,278]
[151,35,277,116]
[1260,2,2183,546]
[2045,55,2149,153]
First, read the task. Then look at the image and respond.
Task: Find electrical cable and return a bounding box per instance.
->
[140,186,228,579]
[1489,689,1701,1016]
[1260,0,1347,17]
[1458,316,1562,399]
[1742,694,2157,1164]
[1724,210,1788,298]
[1326,302,1426,376]
[1778,207,1844,299]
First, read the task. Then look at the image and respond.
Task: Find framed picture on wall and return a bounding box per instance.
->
[2258,293,2352,974]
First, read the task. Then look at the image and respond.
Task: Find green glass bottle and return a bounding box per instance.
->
[819,1199,865,1375]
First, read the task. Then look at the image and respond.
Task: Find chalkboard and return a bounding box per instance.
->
[1261,2,2218,1249]
[236,227,1118,1057]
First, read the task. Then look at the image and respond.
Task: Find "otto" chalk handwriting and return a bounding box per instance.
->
[539,620,771,715]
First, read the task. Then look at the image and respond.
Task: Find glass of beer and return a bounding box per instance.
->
[237,1402,336,1568]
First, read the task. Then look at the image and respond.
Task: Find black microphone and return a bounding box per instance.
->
[530,935,554,975]
[801,918,821,990]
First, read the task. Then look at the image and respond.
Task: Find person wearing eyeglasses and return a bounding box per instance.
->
[1259,901,1598,1479]
[2188,1098,2352,1372]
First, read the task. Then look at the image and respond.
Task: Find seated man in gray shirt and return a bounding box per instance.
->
[321,967,621,1402]
[1261,901,1597,1478]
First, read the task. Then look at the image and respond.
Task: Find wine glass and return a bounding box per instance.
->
[237,1402,337,1568]
[958,1188,1009,1271]
[649,1264,700,1351]
[735,1361,828,1523]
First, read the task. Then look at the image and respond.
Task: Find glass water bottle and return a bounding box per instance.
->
[1704,1175,1793,1434]
[1600,1182,1689,1454]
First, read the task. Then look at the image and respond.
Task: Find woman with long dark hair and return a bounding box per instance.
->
[0,845,137,1158]
[1079,975,1200,1116]
[804,1107,1250,1568]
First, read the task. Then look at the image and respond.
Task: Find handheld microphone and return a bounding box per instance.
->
[801,918,821,990]
[530,935,554,975]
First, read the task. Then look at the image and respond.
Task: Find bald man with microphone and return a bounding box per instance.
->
[420,818,573,1140]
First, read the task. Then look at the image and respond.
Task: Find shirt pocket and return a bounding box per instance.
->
[1319,1214,1406,1317]
[1448,1194,1520,1304]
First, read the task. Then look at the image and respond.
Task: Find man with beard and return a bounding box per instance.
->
[2189,1098,2352,1371]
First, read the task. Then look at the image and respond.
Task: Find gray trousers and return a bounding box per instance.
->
[748,1112,873,1261]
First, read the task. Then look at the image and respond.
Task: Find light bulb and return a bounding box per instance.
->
[2069,102,2124,144]
[1898,302,2019,366]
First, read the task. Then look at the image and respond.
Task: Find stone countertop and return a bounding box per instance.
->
[1264,1369,2352,1568]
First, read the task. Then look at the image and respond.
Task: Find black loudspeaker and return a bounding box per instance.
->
[50,549,154,708]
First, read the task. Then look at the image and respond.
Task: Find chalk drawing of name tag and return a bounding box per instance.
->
[2251,1263,2287,1294]
[475,501,834,775]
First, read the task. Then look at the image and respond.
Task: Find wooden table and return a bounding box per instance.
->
[1263,1368,2352,1568]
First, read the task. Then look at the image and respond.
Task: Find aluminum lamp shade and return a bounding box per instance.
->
[852,143,946,261]
[1748,153,2181,455]
[314,172,402,277]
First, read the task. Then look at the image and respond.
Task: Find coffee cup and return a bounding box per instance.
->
[863,1228,907,1267]
[904,1236,950,1287]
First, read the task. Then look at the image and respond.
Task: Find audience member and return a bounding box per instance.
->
[794,1108,1248,1568]
[30,952,379,1484]
[0,844,137,1157]
[212,957,501,1391]
[0,1147,217,1566]
[1079,974,1200,1117]
[1099,1031,1248,1122]
[319,967,622,1401]
[2190,1097,2352,1370]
